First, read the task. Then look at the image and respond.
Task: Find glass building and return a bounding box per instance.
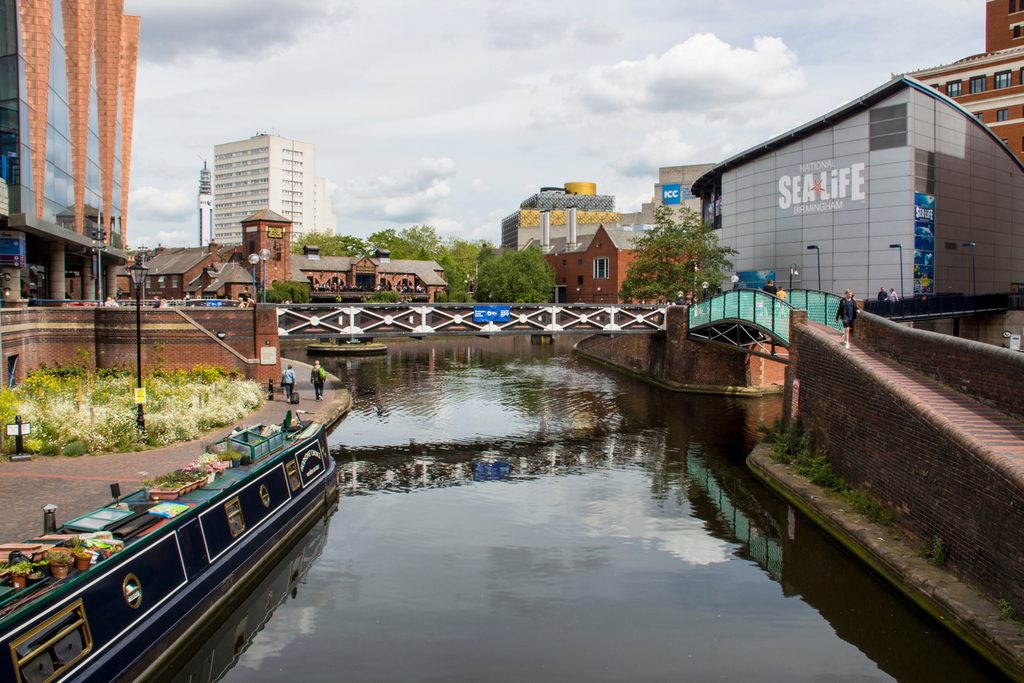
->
[692,76,1024,298]
[0,0,139,301]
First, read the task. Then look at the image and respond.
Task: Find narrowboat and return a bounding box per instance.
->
[0,417,338,683]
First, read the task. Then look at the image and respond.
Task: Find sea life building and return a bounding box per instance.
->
[691,77,1024,297]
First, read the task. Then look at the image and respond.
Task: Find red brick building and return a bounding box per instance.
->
[908,0,1024,162]
[535,225,641,304]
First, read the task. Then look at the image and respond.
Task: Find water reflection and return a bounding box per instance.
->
[218,337,1002,682]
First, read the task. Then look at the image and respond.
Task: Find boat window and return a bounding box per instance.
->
[10,599,92,683]
[259,484,271,508]
[225,498,245,538]
[285,461,301,492]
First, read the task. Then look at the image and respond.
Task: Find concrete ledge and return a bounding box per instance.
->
[747,443,1024,682]
[573,344,783,397]
[281,359,352,432]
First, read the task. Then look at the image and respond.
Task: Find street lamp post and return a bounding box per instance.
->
[806,245,821,291]
[247,253,259,303]
[888,244,904,301]
[128,258,148,433]
[788,263,799,291]
[962,241,976,299]
[259,248,271,303]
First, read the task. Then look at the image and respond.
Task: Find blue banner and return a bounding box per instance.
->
[913,193,935,295]
[473,305,511,323]
[662,183,682,205]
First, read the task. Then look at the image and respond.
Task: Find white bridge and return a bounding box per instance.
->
[276,303,668,338]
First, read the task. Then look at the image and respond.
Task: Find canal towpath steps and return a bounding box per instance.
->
[0,360,350,543]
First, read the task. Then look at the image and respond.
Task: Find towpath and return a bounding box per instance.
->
[0,360,350,542]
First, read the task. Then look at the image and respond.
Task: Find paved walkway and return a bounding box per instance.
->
[824,329,1024,473]
[0,360,346,542]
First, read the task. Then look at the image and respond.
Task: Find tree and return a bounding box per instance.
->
[291,231,369,258]
[437,238,492,301]
[620,206,736,302]
[367,225,445,261]
[475,246,555,303]
[265,280,310,303]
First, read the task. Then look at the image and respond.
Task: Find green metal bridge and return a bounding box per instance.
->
[688,289,845,358]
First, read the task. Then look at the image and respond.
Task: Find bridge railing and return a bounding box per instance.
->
[786,290,845,333]
[689,289,793,344]
[862,292,1010,320]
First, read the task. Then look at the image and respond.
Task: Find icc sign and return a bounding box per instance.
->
[662,184,682,205]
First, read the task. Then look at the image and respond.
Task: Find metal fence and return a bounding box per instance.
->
[862,293,1010,320]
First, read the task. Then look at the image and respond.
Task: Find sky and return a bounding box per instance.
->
[123,0,981,248]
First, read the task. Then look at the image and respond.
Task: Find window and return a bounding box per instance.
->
[869,103,908,150]
[576,258,583,266]
[562,259,566,266]
[945,80,962,97]
[1013,0,1018,13]
[998,108,1010,121]
[593,257,610,279]
[996,70,1012,89]
[1017,25,1023,38]
[576,275,584,286]
[225,497,245,537]
[976,112,985,121]
[970,76,987,94]
[285,461,301,492]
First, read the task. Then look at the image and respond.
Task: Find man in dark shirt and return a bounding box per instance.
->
[877,287,888,302]
[763,279,778,296]
[836,289,857,349]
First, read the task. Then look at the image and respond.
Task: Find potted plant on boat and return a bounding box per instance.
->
[69,537,92,571]
[7,561,36,588]
[145,468,205,500]
[46,548,73,579]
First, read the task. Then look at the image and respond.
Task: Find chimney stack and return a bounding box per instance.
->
[567,206,578,249]
[540,210,551,251]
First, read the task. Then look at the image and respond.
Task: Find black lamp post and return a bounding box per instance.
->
[788,263,799,291]
[889,243,904,300]
[128,258,148,433]
[962,241,976,297]
[806,245,821,291]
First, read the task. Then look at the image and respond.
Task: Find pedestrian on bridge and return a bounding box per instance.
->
[281,365,296,401]
[877,287,888,302]
[836,289,857,349]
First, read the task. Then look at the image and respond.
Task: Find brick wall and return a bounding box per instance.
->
[857,312,1024,421]
[0,305,281,384]
[575,305,780,391]
[789,314,1024,610]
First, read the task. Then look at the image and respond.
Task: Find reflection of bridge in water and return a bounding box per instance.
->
[332,434,785,583]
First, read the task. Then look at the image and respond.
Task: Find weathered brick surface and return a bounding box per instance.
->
[858,312,1024,421]
[791,318,1024,611]
[575,306,771,389]
[0,306,280,383]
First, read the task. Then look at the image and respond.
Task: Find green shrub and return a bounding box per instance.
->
[62,440,88,457]
[368,290,401,303]
[757,418,810,464]
[998,598,1016,621]
[925,536,947,566]
[265,280,311,304]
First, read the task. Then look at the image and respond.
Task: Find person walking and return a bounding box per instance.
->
[281,364,296,401]
[888,288,899,302]
[311,360,327,401]
[763,279,778,296]
[877,287,888,303]
[835,289,857,349]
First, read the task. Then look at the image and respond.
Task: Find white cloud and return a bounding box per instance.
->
[156,230,189,243]
[130,0,354,63]
[129,186,193,222]
[334,157,458,226]
[535,33,806,124]
[617,127,696,178]
[484,7,566,51]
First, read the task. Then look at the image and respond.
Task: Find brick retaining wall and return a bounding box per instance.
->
[575,306,784,392]
[0,305,280,383]
[790,317,1024,610]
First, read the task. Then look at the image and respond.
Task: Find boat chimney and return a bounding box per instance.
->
[42,503,58,534]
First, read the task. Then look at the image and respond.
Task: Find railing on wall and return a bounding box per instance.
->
[862,293,1010,321]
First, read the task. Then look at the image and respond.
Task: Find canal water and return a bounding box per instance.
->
[209,337,1000,682]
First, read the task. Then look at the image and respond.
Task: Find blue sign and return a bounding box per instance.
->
[473,305,510,323]
[913,193,935,295]
[736,270,777,290]
[662,184,682,205]
[472,459,511,481]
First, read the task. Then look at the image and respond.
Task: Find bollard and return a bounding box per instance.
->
[42,503,58,534]
[267,378,275,402]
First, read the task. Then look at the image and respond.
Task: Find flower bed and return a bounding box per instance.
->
[1,365,264,455]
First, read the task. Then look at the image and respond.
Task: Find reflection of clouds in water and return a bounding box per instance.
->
[232,605,320,674]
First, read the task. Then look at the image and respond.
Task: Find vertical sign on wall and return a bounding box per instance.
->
[913,193,935,295]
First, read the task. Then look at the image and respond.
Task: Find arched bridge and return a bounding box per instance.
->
[688,289,844,357]
[276,302,668,338]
